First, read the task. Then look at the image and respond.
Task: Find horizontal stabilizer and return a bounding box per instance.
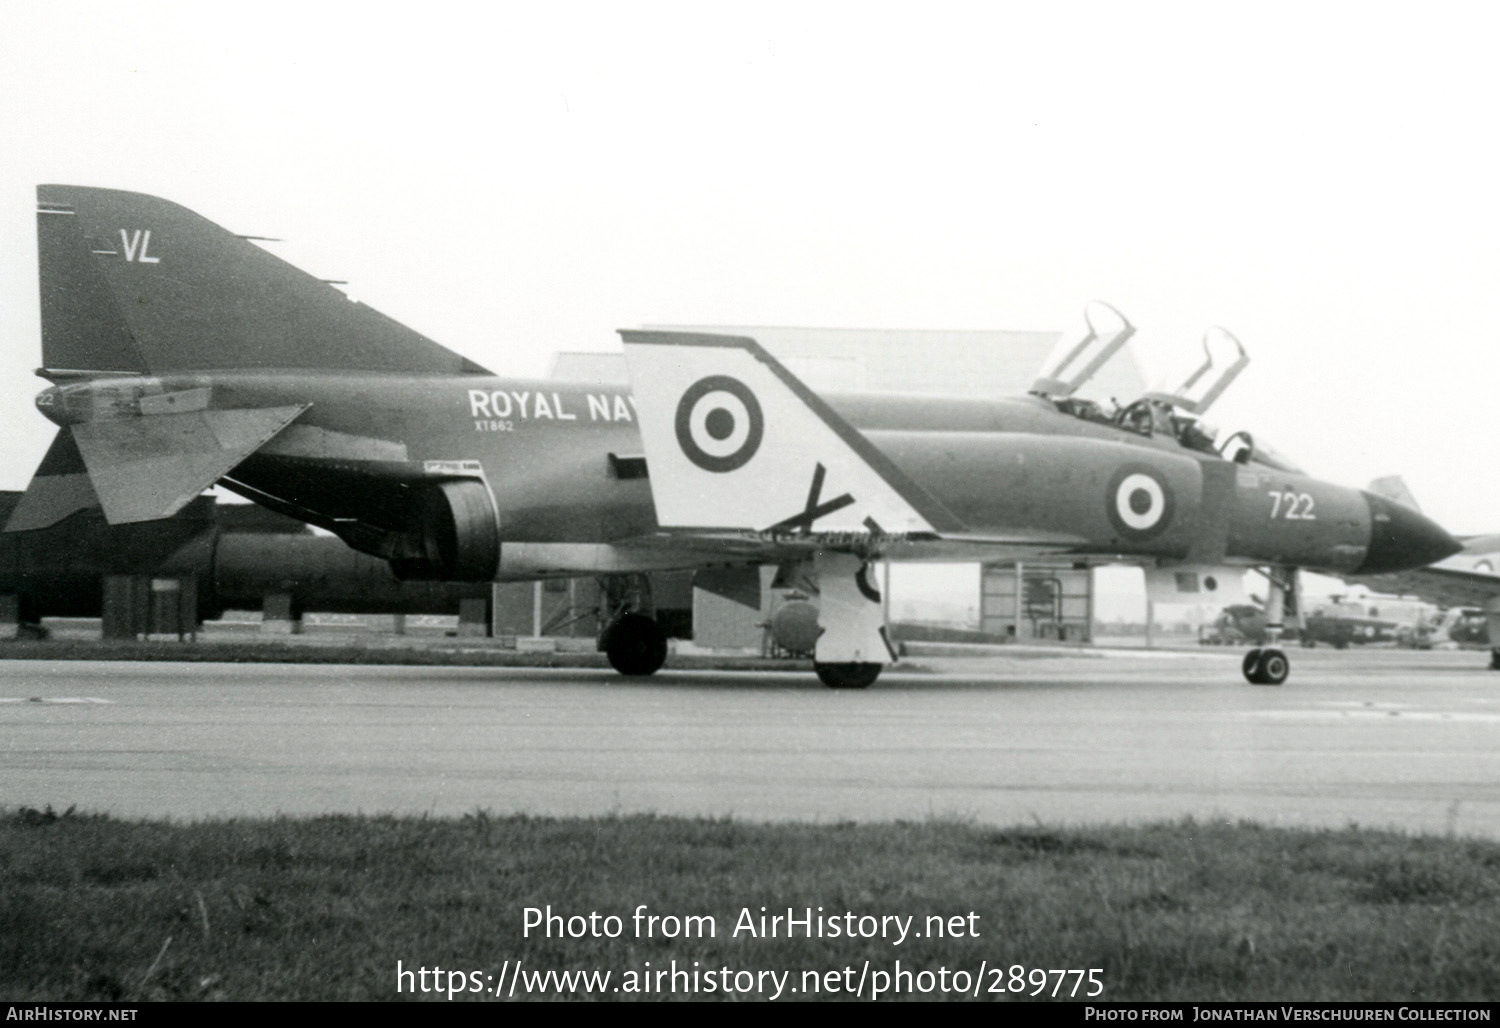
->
[4,430,102,531]
[72,405,307,524]
[620,331,965,537]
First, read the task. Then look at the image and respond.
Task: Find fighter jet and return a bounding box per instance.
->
[5,186,1461,687]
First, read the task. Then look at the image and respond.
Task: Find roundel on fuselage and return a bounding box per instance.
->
[674,375,764,473]
[1106,464,1175,541]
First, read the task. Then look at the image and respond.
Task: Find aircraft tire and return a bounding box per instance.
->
[1241,648,1264,684]
[814,662,883,689]
[603,613,668,677]
[1256,648,1290,686]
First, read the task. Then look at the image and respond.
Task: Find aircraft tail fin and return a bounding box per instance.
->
[35,185,491,376]
[619,331,965,538]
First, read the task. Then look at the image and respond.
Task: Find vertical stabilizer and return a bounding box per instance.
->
[35,185,490,375]
[36,196,145,373]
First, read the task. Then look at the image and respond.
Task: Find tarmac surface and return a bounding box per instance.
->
[4,645,1499,837]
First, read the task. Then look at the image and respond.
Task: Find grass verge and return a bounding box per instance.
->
[2,809,1497,1002]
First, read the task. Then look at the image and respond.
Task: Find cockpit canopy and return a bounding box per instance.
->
[1030,300,1135,399]
[1031,305,1302,472]
[1141,326,1249,416]
[1217,430,1304,474]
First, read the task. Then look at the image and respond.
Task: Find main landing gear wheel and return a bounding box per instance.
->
[603,613,667,677]
[814,662,883,689]
[1242,647,1289,686]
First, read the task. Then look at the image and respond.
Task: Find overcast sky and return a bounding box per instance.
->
[3,1,1496,538]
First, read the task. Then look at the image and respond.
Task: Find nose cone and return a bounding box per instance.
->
[1355,493,1462,574]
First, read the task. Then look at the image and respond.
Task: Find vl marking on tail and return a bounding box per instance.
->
[117,229,159,263]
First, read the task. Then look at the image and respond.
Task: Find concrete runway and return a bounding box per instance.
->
[4,647,1500,837]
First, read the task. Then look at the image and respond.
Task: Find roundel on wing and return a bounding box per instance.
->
[1106,464,1175,540]
[674,375,764,473]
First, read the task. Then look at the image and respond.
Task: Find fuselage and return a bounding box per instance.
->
[35,371,1457,577]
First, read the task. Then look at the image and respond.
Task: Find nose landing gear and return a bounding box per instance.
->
[1242,566,1299,686]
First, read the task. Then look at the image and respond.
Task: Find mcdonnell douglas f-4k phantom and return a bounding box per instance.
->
[6,186,1461,687]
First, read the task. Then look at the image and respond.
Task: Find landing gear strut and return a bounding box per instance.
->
[1243,566,1299,686]
[810,552,895,689]
[601,612,667,676]
[598,574,667,677]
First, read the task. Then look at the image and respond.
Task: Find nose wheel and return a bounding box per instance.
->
[1242,647,1289,686]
